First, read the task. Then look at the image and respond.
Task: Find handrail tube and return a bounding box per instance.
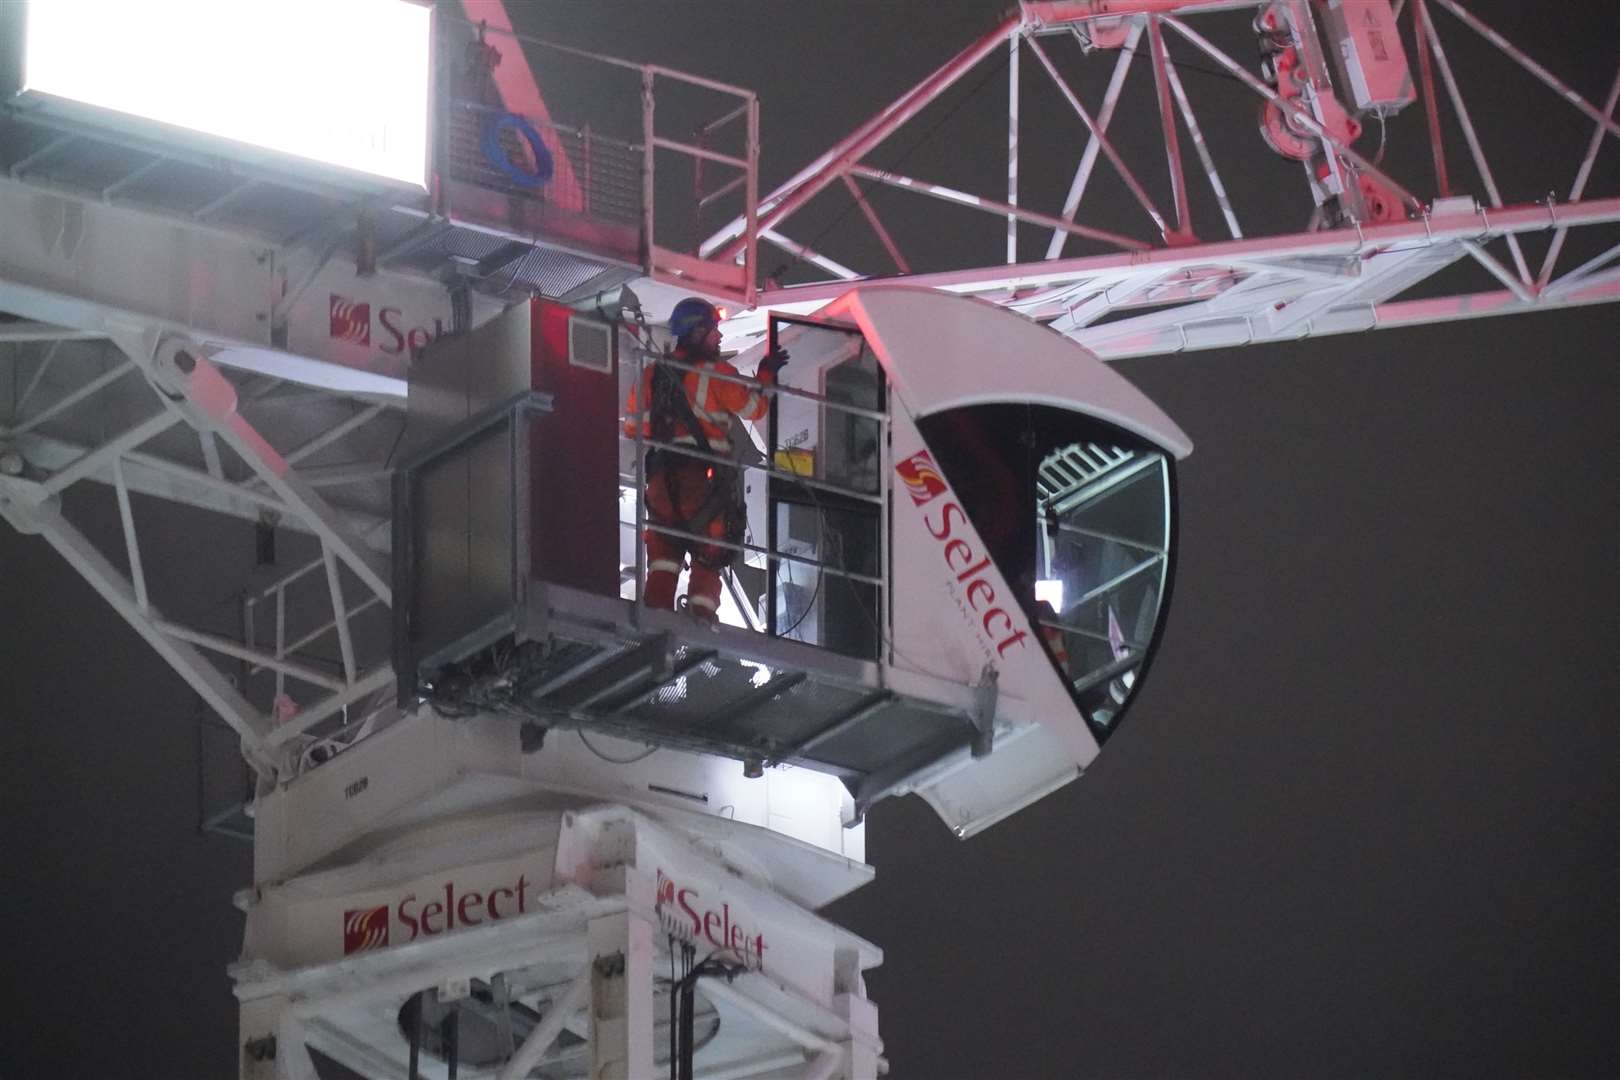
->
[632,355,648,621]
[700,100,753,137]
[698,172,749,211]
[634,520,885,588]
[1070,553,1164,608]
[1037,614,1149,651]
[1046,519,1166,556]
[627,435,885,507]
[1069,649,1143,696]
[643,63,761,102]
[653,136,749,171]
[632,351,891,422]
[451,99,642,153]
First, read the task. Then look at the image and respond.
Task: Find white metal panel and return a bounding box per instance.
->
[916,723,1082,838]
[252,708,870,904]
[883,406,1101,773]
[277,257,497,385]
[829,286,1194,458]
[0,176,272,344]
[244,832,563,970]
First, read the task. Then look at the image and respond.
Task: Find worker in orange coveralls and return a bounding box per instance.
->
[624,298,788,620]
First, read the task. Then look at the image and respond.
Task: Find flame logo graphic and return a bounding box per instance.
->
[329,295,371,346]
[342,906,389,955]
[894,450,948,506]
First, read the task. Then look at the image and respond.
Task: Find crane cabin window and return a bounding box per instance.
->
[916,404,1175,743]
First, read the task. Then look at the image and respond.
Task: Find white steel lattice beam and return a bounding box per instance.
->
[1538,67,1620,291]
[847,165,1149,253]
[700,0,1620,357]
[0,321,104,342]
[1022,29,1174,241]
[749,194,1620,300]
[1161,36,1241,239]
[134,335,391,604]
[3,432,397,543]
[494,966,593,1080]
[701,12,1025,261]
[1146,14,1194,241]
[1047,18,1141,259]
[0,320,397,777]
[1,359,135,438]
[1413,0,1531,286]
[0,481,277,770]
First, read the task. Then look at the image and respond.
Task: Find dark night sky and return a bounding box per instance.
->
[3,2,1617,1077]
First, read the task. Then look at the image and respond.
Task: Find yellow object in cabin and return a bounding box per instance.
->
[773,448,814,476]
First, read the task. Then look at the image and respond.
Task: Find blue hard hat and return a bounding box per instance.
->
[669,297,721,342]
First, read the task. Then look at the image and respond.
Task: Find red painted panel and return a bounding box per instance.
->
[529,298,619,596]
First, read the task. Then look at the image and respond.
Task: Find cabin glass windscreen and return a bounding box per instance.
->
[1035,440,1171,740]
[915,404,1173,744]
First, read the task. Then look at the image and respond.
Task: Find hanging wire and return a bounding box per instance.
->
[771,448,933,672]
[577,729,659,764]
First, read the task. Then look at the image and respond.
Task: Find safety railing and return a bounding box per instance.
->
[387,385,985,808]
[435,11,760,302]
[443,98,642,227]
[243,555,386,706]
[619,345,891,659]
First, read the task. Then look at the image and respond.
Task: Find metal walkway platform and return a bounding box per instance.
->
[414,584,989,821]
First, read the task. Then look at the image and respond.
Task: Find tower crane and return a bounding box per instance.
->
[0,1,1614,1075]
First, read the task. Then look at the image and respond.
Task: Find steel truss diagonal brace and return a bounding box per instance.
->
[127,333,392,606]
[0,484,277,771]
[702,13,1023,261]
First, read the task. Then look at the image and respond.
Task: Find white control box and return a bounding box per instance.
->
[1320,0,1416,114]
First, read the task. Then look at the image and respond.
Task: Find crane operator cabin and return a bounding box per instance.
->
[394,285,1191,839]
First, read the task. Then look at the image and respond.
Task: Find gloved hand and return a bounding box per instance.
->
[758,348,790,379]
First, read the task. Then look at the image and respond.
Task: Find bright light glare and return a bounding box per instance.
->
[24,0,430,187]
[1035,578,1064,611]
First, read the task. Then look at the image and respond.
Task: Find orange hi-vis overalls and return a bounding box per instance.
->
[624,348,775,617]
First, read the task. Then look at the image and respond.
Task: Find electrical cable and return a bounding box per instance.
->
[1112,40,1256,91]
[773,444,934,673]
[480,112,554,188]
[483,244,537,295]
[775,535,824,640]
[577,728,659,764]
